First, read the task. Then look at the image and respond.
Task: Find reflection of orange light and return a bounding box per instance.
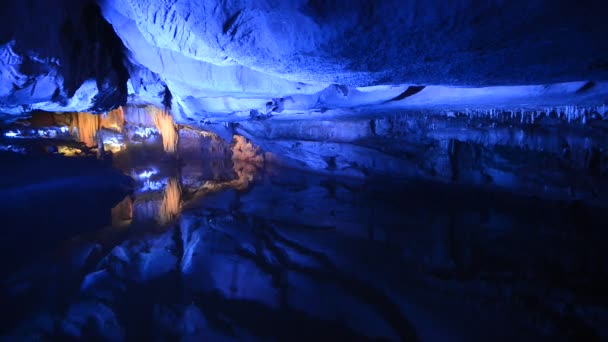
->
[230,135,263,190]
[184,136,265,205]
[151,107,178,153]
[159,178,181,224]
[111,196,133,227]
[232,135,263,163]
[57,145,83,156]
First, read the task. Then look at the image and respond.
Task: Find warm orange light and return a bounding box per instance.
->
[57,146,83,156]
[230,135,264,190]
[100,107,125,132]
[159,178,181,224]
[69,112,99,147]
[111,196,133,227]
[151,107,178,153]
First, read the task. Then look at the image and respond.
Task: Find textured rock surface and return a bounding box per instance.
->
[100,0,608,86]
[0,1,129,115]
[2,0,608,118]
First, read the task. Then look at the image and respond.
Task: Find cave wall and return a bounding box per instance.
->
[0,0,129,115]
[237,110,608,204]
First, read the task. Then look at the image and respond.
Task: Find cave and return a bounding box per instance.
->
[1,1,607,340]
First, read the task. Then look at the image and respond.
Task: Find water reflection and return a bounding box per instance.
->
[5,106,264,228]
[158,178,181,224]
[0,106,265,235]
[103,122,264,229]
[111,196,133,227]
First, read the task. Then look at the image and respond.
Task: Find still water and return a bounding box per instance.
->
[1,122,607,341]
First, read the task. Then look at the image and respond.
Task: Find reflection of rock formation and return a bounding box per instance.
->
[181,135,264,203]
[232,135,263,164]
[159,178,181,224]
[151,107,178,154]
[231,135,263,190]
[231,160,259,190]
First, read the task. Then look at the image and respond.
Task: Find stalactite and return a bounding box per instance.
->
[159,178,181,224]
[442,105,608,124]
[150,107,178,153]
[100,106,125,132]
[69,112,99,147]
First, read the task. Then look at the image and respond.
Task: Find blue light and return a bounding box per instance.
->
[4,130,20,137]
[133,127,157,139]
[0,144,26,154]
[140,180,165,192]
[138,169,158,179]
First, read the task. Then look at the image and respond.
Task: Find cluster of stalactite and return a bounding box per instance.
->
[25,105,179,154]
[68,107,125,147]
[69,112,99,147]
[149,107,178,154]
